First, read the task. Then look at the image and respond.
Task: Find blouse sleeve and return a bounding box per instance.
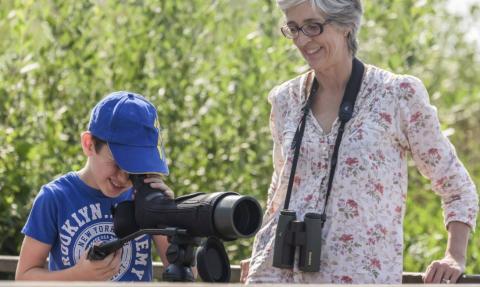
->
[264,85,287,221]
[398,76,478,230]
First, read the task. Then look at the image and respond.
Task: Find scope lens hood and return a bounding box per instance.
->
[196,236,231,282]
[213,194,262,240]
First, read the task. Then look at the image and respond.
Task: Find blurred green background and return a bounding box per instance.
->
[0,0,479,280]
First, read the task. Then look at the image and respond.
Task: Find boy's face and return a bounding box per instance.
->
[81,132,132,198]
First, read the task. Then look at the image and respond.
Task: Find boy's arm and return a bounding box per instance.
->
[16,235,122,281]
[153,235,170,268]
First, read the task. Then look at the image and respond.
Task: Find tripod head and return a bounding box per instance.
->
[87,227,231,282]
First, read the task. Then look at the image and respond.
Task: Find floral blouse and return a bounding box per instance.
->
[246,64,478,284]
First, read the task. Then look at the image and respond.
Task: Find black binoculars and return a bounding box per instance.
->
[272,210,324,272]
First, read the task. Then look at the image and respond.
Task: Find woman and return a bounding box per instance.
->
[242,0,478,284]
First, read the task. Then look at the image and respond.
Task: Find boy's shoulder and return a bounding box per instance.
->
[36,172,93,205]
[41,172,81,195]
[39,172,133,203]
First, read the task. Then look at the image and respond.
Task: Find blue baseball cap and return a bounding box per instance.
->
[88,91,169,175]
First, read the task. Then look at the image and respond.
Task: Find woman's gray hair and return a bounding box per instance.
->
[277,0,362,55]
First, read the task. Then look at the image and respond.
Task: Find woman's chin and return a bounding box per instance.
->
[304,52,327,70]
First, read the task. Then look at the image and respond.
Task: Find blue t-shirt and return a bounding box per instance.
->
[22,172,153,281]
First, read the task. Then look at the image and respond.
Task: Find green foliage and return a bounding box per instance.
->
[0,0,479,276]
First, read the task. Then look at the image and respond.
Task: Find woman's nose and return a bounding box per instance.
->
[295,32,311,46]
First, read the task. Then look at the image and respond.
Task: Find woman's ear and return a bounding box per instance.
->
[81,131,95,156]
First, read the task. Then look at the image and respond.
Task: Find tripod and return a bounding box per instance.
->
[87,227,229,282]
[162,233,201,281]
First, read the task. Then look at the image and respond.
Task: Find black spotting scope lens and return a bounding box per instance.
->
[213,195,262,240]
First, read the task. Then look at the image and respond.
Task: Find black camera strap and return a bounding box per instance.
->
[283,58,365,227]
[283,79,318,210]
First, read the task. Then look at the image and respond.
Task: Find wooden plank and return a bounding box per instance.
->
[402,272,480,284]
[0,282,423,286]
[0,282,245,286]
[0,256,240,282]
[0,256,18,273]
[2,255,479,284]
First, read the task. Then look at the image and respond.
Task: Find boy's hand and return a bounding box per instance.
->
[73,248,122,281]
[143,174,174,199]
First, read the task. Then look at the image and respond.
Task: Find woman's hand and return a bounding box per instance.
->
[423,255,465,284]
[240,258,250,283]
[423,221,470,284]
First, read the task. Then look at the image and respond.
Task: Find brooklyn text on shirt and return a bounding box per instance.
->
[59,203,151,280]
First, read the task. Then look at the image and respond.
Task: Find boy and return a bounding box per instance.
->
[16,91,173,281]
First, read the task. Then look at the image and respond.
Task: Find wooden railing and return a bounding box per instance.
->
[0,255,241,282]
[2,255,480,283]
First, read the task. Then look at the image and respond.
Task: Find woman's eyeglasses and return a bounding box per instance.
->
[280,20,331,39]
